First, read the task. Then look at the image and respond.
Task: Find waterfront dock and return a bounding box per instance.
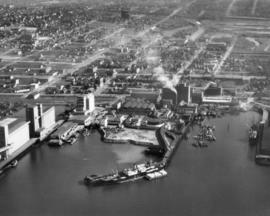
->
[0,138,38,171]
[255,121,270,165]
[158,123,191,167]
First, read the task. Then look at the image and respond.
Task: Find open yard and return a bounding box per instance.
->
[106,128,159,146]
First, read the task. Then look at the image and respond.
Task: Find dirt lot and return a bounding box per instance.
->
[106,128,159,146]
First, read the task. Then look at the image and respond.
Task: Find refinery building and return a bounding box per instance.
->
[0,103,57,162]
[0,118,30,160]
[162,83,191,107]
[70,93,95,126]
[26,104,56,140]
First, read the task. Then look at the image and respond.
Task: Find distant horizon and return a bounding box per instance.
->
[0,0,181,6]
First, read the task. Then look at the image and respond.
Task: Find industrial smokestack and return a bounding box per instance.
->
[162,87,178,106]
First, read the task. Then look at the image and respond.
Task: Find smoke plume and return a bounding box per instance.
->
[142,33,181,92]
[153,66,177,93]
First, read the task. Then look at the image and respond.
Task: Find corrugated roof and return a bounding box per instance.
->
[51,122,77,137]
[0,118,29,134]
[0,118,17,127]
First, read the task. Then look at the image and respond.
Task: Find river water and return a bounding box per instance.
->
[1,111,270,216]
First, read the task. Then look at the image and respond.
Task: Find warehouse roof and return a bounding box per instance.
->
[0,117,29,134]
[51,122,78,137]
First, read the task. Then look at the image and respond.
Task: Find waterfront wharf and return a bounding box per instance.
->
[0,138,38,171]
[159,122,191,167]
[256,123,270,155]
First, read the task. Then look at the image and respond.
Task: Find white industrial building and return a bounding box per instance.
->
[74,93,95,115]
[202,95,232,104]
[0,118,30,159]
[26,104,56,140]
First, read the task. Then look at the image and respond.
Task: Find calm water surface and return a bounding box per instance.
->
[0,111,270,216]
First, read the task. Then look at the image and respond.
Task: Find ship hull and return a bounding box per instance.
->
[84,163,163,186]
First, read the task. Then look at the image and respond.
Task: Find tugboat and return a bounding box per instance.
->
[144,146,165,156]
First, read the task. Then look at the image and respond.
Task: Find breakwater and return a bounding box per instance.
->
[85,121,191,186]
[255,122,270,165]
[158,122,191,167]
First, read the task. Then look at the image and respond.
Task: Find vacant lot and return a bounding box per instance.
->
[106,128,159,146]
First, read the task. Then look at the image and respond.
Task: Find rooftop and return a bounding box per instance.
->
[123,97,155,110]
[70,114,93,122]
[51,122,78,137]
[0,118,17,127]
[0,117,29,134]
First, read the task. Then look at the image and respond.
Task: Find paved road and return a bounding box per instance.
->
[251,0,259,15]
[177,46,205,75]
[226,0,239,17]
[213,36,238,75]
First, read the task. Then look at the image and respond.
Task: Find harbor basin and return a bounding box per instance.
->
[1,111,270,216]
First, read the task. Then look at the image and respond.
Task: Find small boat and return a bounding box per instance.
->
[192,143,199,148]
[69,137,78,145]
[10,160,18,168]
[193,135,203,140]
[75,133,80,138]
[83,130,90,136]
[201,143,208,148]
[197,140,208,148]
[48,139,62,147]
[249,125,258,145]
[205,135,216,142]
[198,140,203,147]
